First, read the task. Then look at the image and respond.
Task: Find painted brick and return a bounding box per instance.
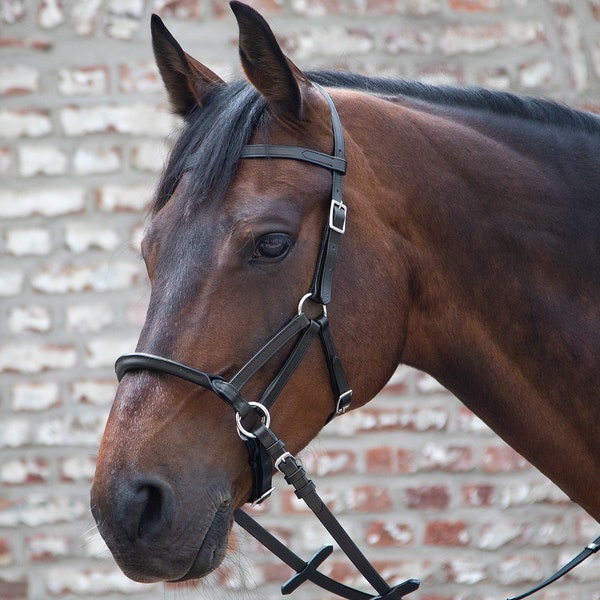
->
[60,455,97,482]
[497,554,543,585]
[130,140,169,172]
[71,0,102,35]
[65,304,115,333]
[0,495,87,527]
[18,144,68,176]
[384,27,436,54]
[71,378,117,405]
[482,445,531,473]
[0,65,40,95]
[0,458,50,485]
[85,336,139,369]
[64,222,121,253]
[46,567,157,595]
[96,183,154,212]
[12,381,60,411]
[444,557,487,585]
[119,60,163,93]
[26,534,71,562]
[420,442,473,472]
[0,344,76,374]
[57,66,109,96]
[461,483,495,507]
[478,519,524,550]
[153,0,203,19]
[287,27,374,61]
[0,419,31,448]
[32,261,140,294]
[300,448,356,476]
[0,109,52,139]
[0,270,25,296]
[0,187,85,219]
[5,227,52,256]
[60,103,176,136]
[34,414,106,447]
[1,0,27,23]
[73,145,122,174]
[38,0,66,29]
[439,22,546,55]
[365,520,414,547]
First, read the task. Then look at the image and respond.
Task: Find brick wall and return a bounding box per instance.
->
[1,1,599,599]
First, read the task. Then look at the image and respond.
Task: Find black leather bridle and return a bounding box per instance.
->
[114,83,420,600]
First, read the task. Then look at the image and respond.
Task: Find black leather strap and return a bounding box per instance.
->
[507,535,600,600]
[242,145,346,173]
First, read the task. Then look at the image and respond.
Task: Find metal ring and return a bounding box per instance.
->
[297,293,327,317]
[236,402,271,440]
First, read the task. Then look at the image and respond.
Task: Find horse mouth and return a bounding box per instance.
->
[168,502,232,582]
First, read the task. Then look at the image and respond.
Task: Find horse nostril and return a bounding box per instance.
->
[122,477,175,542]
[137,484,164,539]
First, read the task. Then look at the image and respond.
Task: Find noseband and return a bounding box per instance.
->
[115,84,420,600]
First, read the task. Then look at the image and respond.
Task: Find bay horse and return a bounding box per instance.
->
[91,1,600,595]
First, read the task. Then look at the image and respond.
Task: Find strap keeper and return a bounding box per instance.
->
[329,199,347,234]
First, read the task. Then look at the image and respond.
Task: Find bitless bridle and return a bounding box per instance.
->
[115,83,420,600]
[113,83,597,600]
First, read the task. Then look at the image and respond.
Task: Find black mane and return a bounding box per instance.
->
[153,71,600,214]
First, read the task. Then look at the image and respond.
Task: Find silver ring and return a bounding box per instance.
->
[297,293,327,317]
[236,402,271,440]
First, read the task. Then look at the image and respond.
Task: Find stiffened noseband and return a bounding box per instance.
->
[115,84,420,600]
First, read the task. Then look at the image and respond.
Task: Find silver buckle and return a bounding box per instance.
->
[274,451,293,472]
[329,199,347,234]
[335,390,352,415]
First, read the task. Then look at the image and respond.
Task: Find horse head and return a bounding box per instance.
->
[90,2,411,583]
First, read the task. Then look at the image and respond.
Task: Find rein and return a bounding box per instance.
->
[113,83,596,600]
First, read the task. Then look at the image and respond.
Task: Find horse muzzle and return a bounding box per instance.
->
[90,471,233,582]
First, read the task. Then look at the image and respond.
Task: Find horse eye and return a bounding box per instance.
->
[252,233,293,262]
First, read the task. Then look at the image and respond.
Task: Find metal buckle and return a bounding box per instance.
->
[329,199,347,234]
[335,389,352,415]
[236,402,271,440]
[297,292,327,317]
[274,451,293,472]
[251,486,274,506]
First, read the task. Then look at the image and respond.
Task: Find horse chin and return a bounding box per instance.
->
[169,504,231,582]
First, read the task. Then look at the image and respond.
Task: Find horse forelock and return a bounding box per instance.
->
[152,80,269,216]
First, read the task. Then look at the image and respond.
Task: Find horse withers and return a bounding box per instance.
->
[91,0,600,590]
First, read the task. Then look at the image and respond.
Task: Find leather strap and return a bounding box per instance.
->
[507,535,600,600]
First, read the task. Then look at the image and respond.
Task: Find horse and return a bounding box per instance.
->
[91,0,600,593]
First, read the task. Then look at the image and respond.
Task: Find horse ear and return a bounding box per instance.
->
[151,14,225,117]
[230,1,308,119]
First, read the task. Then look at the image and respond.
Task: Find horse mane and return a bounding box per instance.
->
[309,70,600,134]
[153,70,600,215]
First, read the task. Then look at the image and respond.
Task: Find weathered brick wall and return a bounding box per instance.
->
[1,1,599,599]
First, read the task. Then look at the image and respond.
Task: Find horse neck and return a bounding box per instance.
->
[344,92,600,520]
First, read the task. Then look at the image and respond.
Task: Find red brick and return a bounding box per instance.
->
[301,448,356,476]
[449,0,500,10]
[366,446,413,474]
[482,445,530,473]
[462,484,495,507]
[425,520,470,546]
[405,485,450,510]
[0,578,27,599]
[365,520,414,547]
[344,485,393,512]
[0,538,12,565]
